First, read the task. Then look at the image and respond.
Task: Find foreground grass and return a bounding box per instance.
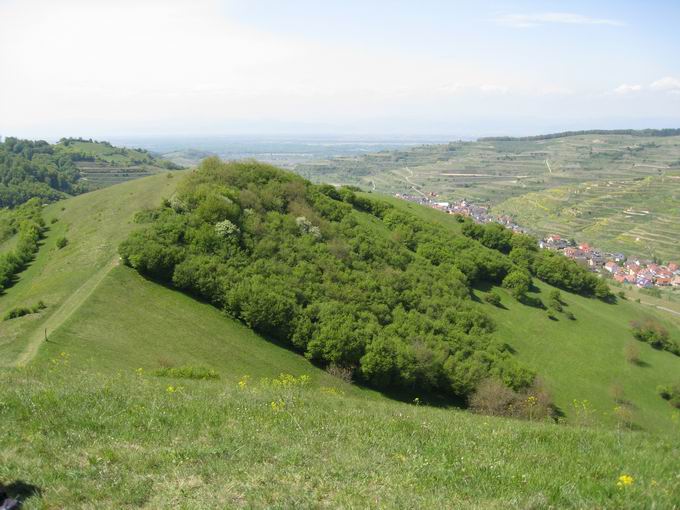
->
[1,366,678,509]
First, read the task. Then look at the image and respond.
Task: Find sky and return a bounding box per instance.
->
[1,0,680,139]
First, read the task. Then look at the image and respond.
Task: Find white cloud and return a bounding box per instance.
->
[480,84,509,94]
[650,77,680,94]
[496,12,625,29]
[613,84,642,95]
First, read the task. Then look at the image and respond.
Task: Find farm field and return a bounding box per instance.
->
[297,133,680,260]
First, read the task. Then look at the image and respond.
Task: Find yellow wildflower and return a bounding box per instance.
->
[617,474,634,488]
[166,386,176,394]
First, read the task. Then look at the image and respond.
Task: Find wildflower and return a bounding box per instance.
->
[413,397,421,406]
[238,375,250,390]
[270,399,286,412]
[136,367,144,375]
[617,474,634,488]
[166,386,176,394]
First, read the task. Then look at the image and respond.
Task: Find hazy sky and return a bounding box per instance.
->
[2,0,680,138]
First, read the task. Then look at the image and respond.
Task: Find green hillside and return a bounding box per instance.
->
[493,175,680,262]
[55,138,181,189]
[296,133,680,260]
[1,165,679,507]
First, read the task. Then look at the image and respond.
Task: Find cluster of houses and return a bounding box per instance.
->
[394,193,526,233]
[540,235,680,288]
[394,193,680,290]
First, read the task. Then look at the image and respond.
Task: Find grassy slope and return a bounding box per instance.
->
[1,365,678,509]
[34,264,369,395]
[0,176,679,507]
[478,283,680,433]
[0,172,182,363]
[383,197,680,434]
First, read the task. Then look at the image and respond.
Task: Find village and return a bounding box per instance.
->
[395,192,680,289]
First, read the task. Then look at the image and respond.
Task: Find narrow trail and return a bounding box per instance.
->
[10,257,119,367]
[640,301,680,318]
[545,159,553,174]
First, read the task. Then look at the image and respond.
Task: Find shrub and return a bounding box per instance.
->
[469,378,555,421]
[3,307,31,321]
[469,379,518,416]
[56,236,69,249]
[630,319,679,356]
[483,291,501,306]
[624,342,640,365]
[152,366,219,380]
[657,383,680,409]
[326,363,354,384]
[502,269,532,300]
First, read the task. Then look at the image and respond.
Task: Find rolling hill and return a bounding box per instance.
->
[295,132,680,261]
[54,138,181,189]
[0,164,678,508]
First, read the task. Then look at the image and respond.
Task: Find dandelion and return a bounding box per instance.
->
[617,474,634,488]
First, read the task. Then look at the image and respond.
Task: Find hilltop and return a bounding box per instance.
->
[0,162,679,507]
[0,137,179,209]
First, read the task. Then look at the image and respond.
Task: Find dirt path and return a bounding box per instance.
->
[545,159,553,174]
[640,301,680,318]
[10,257,118,366]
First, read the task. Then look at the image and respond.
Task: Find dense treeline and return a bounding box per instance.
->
[479,128,680,142]
[460,221,613,300]
[0,199,44,291]
[121,159,535,399]
[0,138,83,207]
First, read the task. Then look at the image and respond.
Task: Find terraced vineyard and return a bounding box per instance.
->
[495,175,680,261]
[296,133,680,260]
[55,139,179,189]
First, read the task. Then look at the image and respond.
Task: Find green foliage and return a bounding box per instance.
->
[152,365,220,380]
[657,383,680,408]
[120,159,533,399]
[3,306,31,320]
[502,269,532,300]
[462,225,613,300]
[483,291,502,306]
[0,198,44,291]
[0,137,83,207]
[56,236,69,249]
[630,319,679,356]
[3,300,46,320]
